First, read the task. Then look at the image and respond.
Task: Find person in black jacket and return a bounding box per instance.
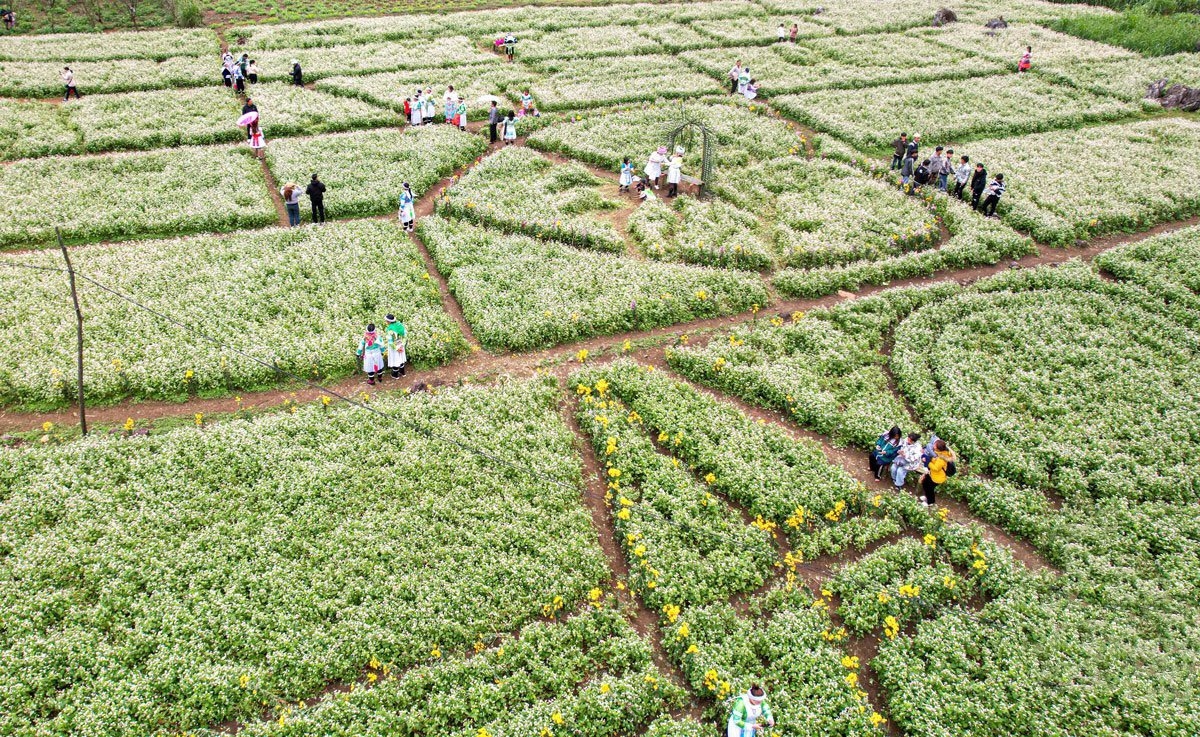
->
[906,133,920,159]
[291,59,303,86]
[970,163,988,210]
[981,173,1005,217]
[913,159,932,187]
[900,150,917,184]
[241,98,258,139]
[890,132,908,170]
[306,174,326,223]
[488,101,500,143]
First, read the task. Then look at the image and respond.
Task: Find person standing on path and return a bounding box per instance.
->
[900,150,917,185]
[453,98,468,131]
[919,439,956,506]
[645,146,667,190]
[666,147,684,197]
[906,133,920,160]
[981,173,1005,217]
[291,59,303,86]
[777,23,787,42]
[384,313,407,379]
[970,162,988,209]
[737,66,751,96]
[398,182,416,232]
[306,174,326,224]
[619,157,634,193]
[247,60,260,84]
[444,85,459,124]
[953,155,971,199]
[789,23,798,42]
[930,146,948,192]
[410,90,423,127]
[423,87,437,125]
[890,132,908,170]
[727,685,775,737]
[488,100,500,143]
[281,182,302,226]
[241,98,258,140]
[62,67,80,100]
[1018,45,1032,72]
[248,120,266,159]
[502,112,517,144]
[729,60,742,95]
[357,324,385,386]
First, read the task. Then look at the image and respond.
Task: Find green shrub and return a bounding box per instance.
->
[1053,9,1200,55]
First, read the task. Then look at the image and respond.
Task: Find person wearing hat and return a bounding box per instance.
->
[357,323,385,386]
[666,146,684,197]
[728,684,775,737]
[645,146,667,190]
[398,182,416,232]
[291,59,303,86]
[384,314,407,378]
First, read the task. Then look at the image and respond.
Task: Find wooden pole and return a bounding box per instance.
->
[57,228,87,436]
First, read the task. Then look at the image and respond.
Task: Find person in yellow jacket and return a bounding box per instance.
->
[920,439,956,506]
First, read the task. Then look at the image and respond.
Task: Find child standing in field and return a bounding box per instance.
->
[619,157,634,193]
[503,112,517,143]
[1018,46,1032,72]
[248,121,266,159]
[398,182,416,232]
[384,313,407,378]
[357,324,385,386]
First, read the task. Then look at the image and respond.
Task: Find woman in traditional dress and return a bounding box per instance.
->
[384,313,407,378]
[247,120,266,159]
[619,157,634,193]
[357,324,385,386]
[666,147,684,197]
[502,112,517,144]
[454,98,468,131]
[423,87,437,124]
[645,146,667,190]
[727,685,776,737]
[410,91,423,127]
[398,182,416,232]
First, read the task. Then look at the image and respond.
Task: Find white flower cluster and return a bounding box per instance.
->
[438,146,625,252]
[0,144,276,249]
[266,125,488,218]
[0,220,465,407]
[418,215,768,351]
[243,82,398,137]
[630,196,775,270]
[0,379,611,734]
[249,36,493,83]
[0,27,219,61]
[526,55,724,110]
[0,55,214,97]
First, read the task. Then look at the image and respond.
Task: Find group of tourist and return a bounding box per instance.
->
[870,426,957,506]
[357,315,408,385]
[727,60,760,100]
[634,145,685,198]
[279,175,327,227]
[890,133,1007,217]
[404,86,469,130]
[221,52,261,92]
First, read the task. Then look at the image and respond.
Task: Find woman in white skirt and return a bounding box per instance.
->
[645,146,667,190]
[384,313,407,378]
[357,323,385,386]
[618,157,634,192]
[423,87,437,124]
[247,121,266,159]
[410,91,423,126]
[502,112,517,144]
[727,686,775,737]
[398,182,416,232]
[667,146,683,197]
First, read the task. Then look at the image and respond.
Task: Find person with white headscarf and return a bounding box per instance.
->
[667,146,684,197]
[727,685,775,737]
[645,146,667,190]
[410,90,423,127]
[398,182,416,232]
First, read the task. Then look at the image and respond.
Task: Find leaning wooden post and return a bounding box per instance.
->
[57,228,87,436]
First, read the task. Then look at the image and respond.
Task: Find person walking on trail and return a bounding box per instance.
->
[241,98,258,139]
[729,60,742,95]
[869,426,903,481]
[488,100,501,143]
[919,439,956,506]
[970,162,988,209]
[357,323,385,386]
[503,33,517,60]
[502,111,517,144]
[306,174,326,224]
[890,133,908,170]
[291,59,303,86]
[281,183,302,226]
[777,22,787,42]
[398,182,416,232]
[728,685,775,737]
[62,67,80,100]
[981,173,1005,217]
[247,59,260,84]
[384,313,408,379]
[667,147,684,197]
[953,155,971,200]
[619,156,634,193]
[1018,45,1032,72]
[232,63,246,94]
[891,432,923,490]
[248,121,266,158]
[645,146,667,190]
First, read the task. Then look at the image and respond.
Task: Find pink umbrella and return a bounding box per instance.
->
[237,111,259,127]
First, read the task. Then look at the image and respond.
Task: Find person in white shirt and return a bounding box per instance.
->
[444,86,459,124]
[728,60,742,95]
[777,23,787,41]
[62,67,79,100]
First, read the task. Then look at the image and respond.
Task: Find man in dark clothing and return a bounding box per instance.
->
[906,133,920,159]
[900,151,917,184]
[970,163,988,210]
[306,174,326,224]
[488,101,500,143]
[291,60,303,86]
[981,173,1005,217]
[242,99,258,139]
[891,133,908,170]
[913,159,932,187]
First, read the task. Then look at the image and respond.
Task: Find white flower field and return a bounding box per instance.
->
[2,0,1200,734]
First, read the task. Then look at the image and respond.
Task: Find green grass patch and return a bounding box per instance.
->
[1053,10,1200,56]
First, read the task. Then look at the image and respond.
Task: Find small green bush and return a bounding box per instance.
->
[175,0,203,27]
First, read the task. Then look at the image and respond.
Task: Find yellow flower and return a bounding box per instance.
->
[845,672,859,687]
[677,622,690,639]
[369,656,381,670]
[599,683,611,694]
[238,674,250,689]
[367,672,378,683]
[786,506,806,528]
[622,339,631,352]
[576,349,589,362]
[704,472,716,484]
[552,711,565,725]
[646,581,657,589]
[608,468,621,478]
[714,357,726,370]
[937,508,949,521]
[694,290,708,301]
[477,729,492,737]
[321,395,332,407]
[193,413,204,427]
[616,508,631,520]
[842,655,859,670]
[752,515,777,533]
[898,584,921,598]
[924,534,937,547]
[686,644,699,654]
[663,603,680,622]
[943,575,957,589]
[576,383,592,395]
[871,712,887,728]
[633,544,647,557]
[184,369,194,380]
[41,421,53,432]
[588,587,603,602]
[595,378,609,395]
[431,645,441,658]
[884,616,900,639]
[123,418,135,432]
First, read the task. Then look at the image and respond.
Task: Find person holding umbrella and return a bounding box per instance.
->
[239,99,258,140]
[247,120,266,159]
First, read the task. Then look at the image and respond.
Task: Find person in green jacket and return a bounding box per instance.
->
[384,313,407,379]
[727,685,775,737]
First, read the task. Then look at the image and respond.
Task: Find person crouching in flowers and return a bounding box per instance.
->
[891,431,923,490]
[357,324,385,386]
[728,685,775,737]
[398,182,416,232]
[384,313,407,378]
